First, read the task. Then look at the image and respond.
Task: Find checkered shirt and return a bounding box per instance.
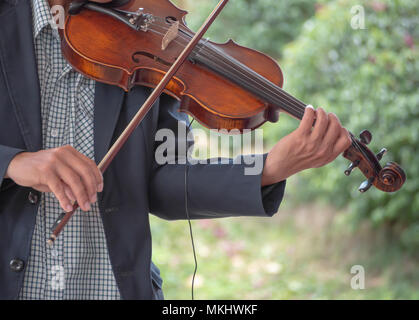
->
[18,0,121,300]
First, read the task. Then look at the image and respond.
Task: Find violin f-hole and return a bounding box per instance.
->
[131,51,172,67]
[165,16,178,24]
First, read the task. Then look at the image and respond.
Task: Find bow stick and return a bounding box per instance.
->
[48,0,230,245]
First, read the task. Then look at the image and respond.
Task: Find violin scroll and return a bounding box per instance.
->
[378,162,406,191]
[343,130,406,193]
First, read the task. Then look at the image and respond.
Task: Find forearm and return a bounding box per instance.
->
[149,154,286,220]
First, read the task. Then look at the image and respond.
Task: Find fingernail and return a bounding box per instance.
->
[98,183,104,192]
[306,104,314,109]
[84,202,91,211]
[65,204,73,212]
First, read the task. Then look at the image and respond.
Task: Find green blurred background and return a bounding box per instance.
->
[150,0,419,299]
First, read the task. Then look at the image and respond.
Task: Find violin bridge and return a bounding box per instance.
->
[162,21,179,50]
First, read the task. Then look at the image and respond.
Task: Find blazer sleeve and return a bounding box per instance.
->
[148,95,286,220]
[0,145,25,191]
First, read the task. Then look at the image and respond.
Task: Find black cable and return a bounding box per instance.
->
[184,118,197,300]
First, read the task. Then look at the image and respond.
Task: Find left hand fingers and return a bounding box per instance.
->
[311,108,329,142]
[331,128,352,158]
[320,113,342,150]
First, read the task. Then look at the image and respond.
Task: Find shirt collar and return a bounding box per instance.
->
[31,0,54,39]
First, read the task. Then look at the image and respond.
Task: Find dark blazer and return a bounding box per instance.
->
[0,0,286,299]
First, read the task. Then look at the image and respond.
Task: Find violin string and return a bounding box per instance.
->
[124,15,370,170]
[194,45,306,119]
[182,27,363,149]
[151,17,310,112]
[349,133,371,164]
[146,24,305,119]
[164,26,370,164]
[169,23,369,160]
[116,11,312,117]
[192,41,306,114]
[142,18,307,115]
[143,18,368,162]
[346,131,377,175]
[348,133,364,155]
[137,18,367,157]
[146,23,370,165]
[172,22,309,112]
[145,16,306,110]
[150,20,308,116]
[152,26,368,162]
[146,23,306,119]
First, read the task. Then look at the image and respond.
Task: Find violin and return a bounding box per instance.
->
[49,0,405,244]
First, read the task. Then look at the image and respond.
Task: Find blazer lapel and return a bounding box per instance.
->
[0,0,42,151]
[94,82,125,164]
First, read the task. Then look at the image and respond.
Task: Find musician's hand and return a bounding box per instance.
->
[5,146,103,212]
[261,106,352,186]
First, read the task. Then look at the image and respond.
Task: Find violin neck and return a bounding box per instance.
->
[190,41,307,121]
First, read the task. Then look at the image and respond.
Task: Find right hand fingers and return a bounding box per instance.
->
[39,146,102,212]
[59,146,103,205]
[57,146,103,203]
[54,161,92,212]
[65,147,103,193]
[64,185,76,203]
[44,171,74,213]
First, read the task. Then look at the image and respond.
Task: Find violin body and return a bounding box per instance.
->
[60,0,406,194]
[62,0,283,131]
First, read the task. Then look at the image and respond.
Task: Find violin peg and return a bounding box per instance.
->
[344,160,359,176]
[359,130,372,145]
[376,148,387,161]
[359,177,375,193]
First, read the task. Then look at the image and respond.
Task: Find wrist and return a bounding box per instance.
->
[5,151,27,181]
[261,152,288,186]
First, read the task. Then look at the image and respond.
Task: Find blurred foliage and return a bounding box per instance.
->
[151,207,418,299]
[175,0,317,59]
[263,0,418,249]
